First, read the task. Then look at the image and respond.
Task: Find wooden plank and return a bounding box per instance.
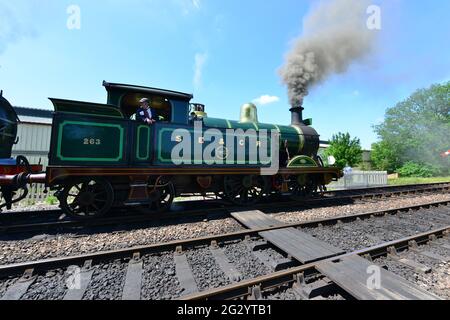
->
[174,253,198,295]
[283,228,342,256]
[209,247,242,282]
[260,228,344,264]
[231,210,284,229]
[317,255,442,300]
[333,256,439,299]
[122,259,143,300]
[232,209,343,264]
[264,229,322,259]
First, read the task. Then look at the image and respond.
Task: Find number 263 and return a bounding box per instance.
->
[83,138,101,145]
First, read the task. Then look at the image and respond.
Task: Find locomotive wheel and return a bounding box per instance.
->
[224,175,268,206]
[138,180,175,213]
[288,175,317,201]
[149,181,175,212]
[214,191,226,200]
[60,178,114,219]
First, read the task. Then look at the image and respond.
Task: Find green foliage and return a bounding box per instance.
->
[324,132,363,169]
[358,162,372,171]
[396,161,438,178]
[371,141,401,173]
[373,81,450,175]
[46,195,59,206]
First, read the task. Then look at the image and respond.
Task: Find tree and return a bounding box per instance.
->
[373,81,450,175]
[371,140,400,173]
[324,132,363,169]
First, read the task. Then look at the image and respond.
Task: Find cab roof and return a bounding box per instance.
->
[103,81,193,102]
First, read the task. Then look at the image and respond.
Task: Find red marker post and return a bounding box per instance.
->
[441,150,450,158]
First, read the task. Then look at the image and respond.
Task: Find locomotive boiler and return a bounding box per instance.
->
[0,91,43,210]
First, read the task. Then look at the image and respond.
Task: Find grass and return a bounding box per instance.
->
[388,176,450,186]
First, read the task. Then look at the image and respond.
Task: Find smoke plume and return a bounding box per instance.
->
[280,0,376,106]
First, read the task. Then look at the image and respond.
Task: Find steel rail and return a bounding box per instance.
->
[1,183,449,235]
[0,199,448,278]
[180,226,450,300]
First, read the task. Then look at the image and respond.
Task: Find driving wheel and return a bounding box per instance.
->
[60,178,114,219]
[224,175,268,206]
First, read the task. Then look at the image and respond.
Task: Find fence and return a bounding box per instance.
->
[27,183,49,204]
[328,171,388,190]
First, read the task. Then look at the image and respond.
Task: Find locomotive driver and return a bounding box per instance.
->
[137,98,156,125]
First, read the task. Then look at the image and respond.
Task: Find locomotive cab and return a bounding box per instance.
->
[119,93,172,123]
[103,81,193,125]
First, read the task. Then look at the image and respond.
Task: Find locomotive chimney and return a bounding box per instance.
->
[290,106,304,126]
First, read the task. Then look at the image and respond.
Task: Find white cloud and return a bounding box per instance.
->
[0,3,36,54]
[252,95,280,106]
[193,52,208,89]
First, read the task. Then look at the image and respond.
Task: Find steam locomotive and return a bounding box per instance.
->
[0,82,342,219]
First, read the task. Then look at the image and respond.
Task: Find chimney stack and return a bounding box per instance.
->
[290,106,304,126]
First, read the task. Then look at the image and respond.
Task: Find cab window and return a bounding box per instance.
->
[120,93,172,122]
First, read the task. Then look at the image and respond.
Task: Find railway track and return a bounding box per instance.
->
[0,199,449,300]
[1,182,449,235]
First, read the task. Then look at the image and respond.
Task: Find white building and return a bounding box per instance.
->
[12,107,53,168]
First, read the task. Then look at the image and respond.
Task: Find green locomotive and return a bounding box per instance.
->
[1,81,342,218]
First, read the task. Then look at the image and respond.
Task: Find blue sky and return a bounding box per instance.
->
[0,0,449,149]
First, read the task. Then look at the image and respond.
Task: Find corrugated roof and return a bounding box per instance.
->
[13,106,53,119]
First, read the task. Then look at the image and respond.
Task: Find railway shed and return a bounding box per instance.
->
[11,107,52,169]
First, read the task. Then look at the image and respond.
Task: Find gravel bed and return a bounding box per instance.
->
[0,218,243,264]
[1,193,448,266]
[402,211,450,228]
[303,210,449,252]
[274,193,450,224]
[186,247,231,291]
[141,253,183,300]
[265,286,345,300]
[223,241,271,279]
[21,269,67,300]
[82,260,126,300]
[259,246,287,262]
[375,245,450,299]
[265,286,301,300]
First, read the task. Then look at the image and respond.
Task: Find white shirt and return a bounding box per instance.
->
[139,108,152,120]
